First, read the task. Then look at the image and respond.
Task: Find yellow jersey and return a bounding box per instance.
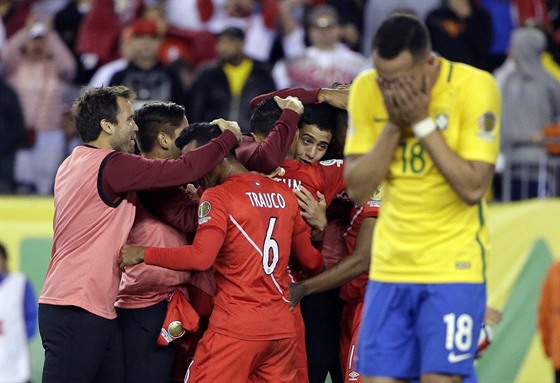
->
[344,58,501,283]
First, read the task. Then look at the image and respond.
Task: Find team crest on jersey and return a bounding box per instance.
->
[476,112,496,141]
[198,201,212,224]
[435,113,448,131]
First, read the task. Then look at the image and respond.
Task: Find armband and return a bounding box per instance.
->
[412,117,436,138]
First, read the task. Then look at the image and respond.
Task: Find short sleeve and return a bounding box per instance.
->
[345,70,381,156]
[457,71,501,164]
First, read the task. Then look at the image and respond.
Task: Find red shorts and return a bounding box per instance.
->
[187,330,297,383]
[340,300,364,383]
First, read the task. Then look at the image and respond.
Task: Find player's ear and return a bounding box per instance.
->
[293,128,300,144]
[157,132,170,149]
[100,119,114,135]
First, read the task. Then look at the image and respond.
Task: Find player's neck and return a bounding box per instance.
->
[222,159,248,181]
[429,54,442,86]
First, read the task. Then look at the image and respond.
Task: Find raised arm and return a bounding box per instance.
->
[238,102,301,173]
[250,87,348,112]
[100,130,238,200]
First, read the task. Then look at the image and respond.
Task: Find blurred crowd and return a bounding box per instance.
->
[0,0,559,200]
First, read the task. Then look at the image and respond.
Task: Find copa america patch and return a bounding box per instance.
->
[368,186,383,208]
[198,201,212,224]
[476,111,497,141]
[160,320,185,343]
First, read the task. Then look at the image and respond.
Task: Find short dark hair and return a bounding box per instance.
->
[175,122,222,151]
[373,14,431,62]
[250,98,283,137]
[299,103,338,136]
[134,102,186,153]
[72,86,136,143]
[323,108,348,161]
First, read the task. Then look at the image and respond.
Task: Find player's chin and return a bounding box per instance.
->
[298,158,311,165]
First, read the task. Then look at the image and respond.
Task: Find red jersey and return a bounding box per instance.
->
[339,193,381,303]
[145,173,323,341]
[274,158,346,205]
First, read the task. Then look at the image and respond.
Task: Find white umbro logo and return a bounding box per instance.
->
[348,371,360,381]
[448,352,471,363]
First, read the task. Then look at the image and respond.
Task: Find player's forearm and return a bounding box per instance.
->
[145,227,224,271]
[145,246,213,271]
[345,123,400,204]
[292,230,324,275]
[421,131,495,205]
[303,216,375,295]
[243,109,300,173]
[303,250,369,295]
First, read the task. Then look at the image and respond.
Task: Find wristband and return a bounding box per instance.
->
[412,117,436,138]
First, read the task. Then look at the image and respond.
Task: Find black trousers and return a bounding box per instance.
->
[39,304,124,383]
[116,300,176,383]
[301,288,344,383]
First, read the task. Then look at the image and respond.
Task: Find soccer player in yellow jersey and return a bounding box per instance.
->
[343,15,501,383]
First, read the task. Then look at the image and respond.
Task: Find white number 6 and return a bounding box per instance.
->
[262,218,279,274]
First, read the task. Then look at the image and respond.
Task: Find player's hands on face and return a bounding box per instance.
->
[378,75,431,128]
[274,95,304,115]
[289,282,309,311]
[294,186,327,233]
[211,118,242,143]
[118,245,147,271]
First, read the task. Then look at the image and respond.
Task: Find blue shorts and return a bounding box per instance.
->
[356,281,485,380]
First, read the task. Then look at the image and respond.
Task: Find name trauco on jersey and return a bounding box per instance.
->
[245,192,287,209]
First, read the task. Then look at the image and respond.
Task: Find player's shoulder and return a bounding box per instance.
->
[315,159,345,174]
[354,68,376,81]
[449,60,497,86]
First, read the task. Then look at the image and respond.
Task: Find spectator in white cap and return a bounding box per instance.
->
[273,4,369,89]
